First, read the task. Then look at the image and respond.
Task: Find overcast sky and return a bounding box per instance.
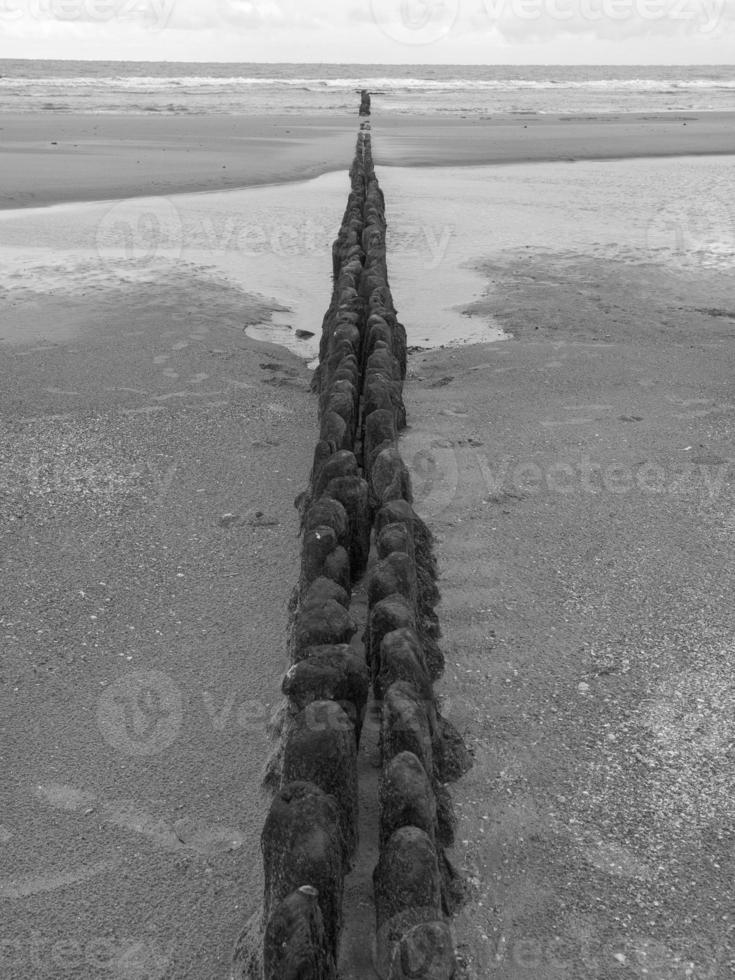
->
[1,0,733,63]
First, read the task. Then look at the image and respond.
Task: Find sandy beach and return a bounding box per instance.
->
[2,110,735,210]
[407,274,735,979]
[2,111,734,979]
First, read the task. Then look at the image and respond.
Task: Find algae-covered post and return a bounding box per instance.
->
[232,98,471,980]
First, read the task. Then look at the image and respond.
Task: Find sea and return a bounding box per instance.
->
[0,60,734,116]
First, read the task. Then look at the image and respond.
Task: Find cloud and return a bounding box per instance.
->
[1,0,732,60]
[0,0,176,29]
[467,0,731,42]
[166,0,336,32]
[354,0,731,44]
[0,0,334,33]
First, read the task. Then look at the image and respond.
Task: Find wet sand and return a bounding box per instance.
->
[2,152,732,360]
[405,258,735,979]
[0,277,317,978]
[2,110,735,209]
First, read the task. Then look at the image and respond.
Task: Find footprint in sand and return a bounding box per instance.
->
[153,390,225,402]
[14,344,58,356]
[0,860,119,899]
[582,840,651,880]
[172,817,244,853]
[674,408,723,420]
[665,396,712,407]
[44,386,81,396]
[154,391,195,402]
[33,782,244,856]
[563,404,614,412]
[123,405,165,416]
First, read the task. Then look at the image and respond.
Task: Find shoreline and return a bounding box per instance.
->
[2,110,735,210]
[6,147,735,219]
[2,152,732,358]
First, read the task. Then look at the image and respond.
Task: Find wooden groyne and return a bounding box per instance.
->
[233,100,471,980]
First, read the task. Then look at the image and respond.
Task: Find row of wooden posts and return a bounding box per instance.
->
[233,96,471,980]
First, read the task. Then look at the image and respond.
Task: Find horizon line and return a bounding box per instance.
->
[0,57,730,67]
